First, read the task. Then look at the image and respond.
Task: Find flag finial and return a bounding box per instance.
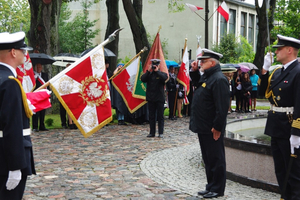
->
[158,25,162,33]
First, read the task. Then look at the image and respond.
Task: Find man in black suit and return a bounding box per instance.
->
[32,63,49,131]
[259,35,300,200]
[0,31,36,199]
[189,49,229,198]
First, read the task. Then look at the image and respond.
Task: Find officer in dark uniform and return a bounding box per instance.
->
[189,49,229,198]
[0,32,36,199]
[259,35,300,200]
[141,59,168,138]
[166,66,177,120]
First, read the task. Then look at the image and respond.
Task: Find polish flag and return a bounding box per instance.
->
[217,1,229,22]
[112,57,147,113]
[26,89,51,113]
[196,46,202,59]
[185,3,203,12]
[16,52,36,93]
[177,43,190,96]
[49,45,112,138]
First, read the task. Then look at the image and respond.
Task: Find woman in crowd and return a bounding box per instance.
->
[241,72,252,113]
[249,69,259,111]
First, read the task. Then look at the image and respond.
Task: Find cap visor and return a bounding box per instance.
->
[272,44,285,48]
[197,56,210,60]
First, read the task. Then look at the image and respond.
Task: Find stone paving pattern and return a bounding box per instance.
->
[23,110,280,200]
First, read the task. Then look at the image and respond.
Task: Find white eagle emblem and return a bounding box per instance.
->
[87,82,102,99]
[126,75,136,93]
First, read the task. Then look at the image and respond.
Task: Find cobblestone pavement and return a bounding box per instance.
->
[23,110,280,200]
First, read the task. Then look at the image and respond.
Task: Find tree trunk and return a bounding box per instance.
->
[253,0,276,70]
[105,0,120,71]
[122,0,150,65]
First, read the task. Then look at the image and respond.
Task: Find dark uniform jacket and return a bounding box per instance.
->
[166,73,176,92]
[259,60,300,139]
[189,64,230,134]
[141,70,168,103]
[0,64,36,176]
[34,71,49,90]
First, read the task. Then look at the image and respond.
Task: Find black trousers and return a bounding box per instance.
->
[32,109,46,130]
[271,137,300,200]
[148,101,164,135]
[168,91,176,118]
[198,133,226,194]
[0,176,27,200]
[60,103,67,127]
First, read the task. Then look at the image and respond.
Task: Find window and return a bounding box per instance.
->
[229,9,236,35]
[248,14,254,45]
[240,12,247,37]
[220,14,228,38]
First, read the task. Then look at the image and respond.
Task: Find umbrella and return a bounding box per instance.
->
[165,60,179,68]
[239,62,258,70]
[238,64,250,73]
[80,47,116,57]
[220,63,237,73]
[29,53,56,66]
[53,53,80,67]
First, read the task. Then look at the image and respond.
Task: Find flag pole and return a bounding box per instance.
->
[34,28,123,91]
[266,0,273,63]
[109,46,148,81]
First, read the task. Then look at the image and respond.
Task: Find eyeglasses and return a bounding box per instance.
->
[10,49,26,55]
[201,59,212,64]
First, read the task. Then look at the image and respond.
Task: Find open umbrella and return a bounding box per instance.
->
[238,64,250,73]
[239,62,258,70]
[29,53,56,66]
[220,63,237,73]
[80,47,116,57]
[53,53,80,67]
[165,60,179,68]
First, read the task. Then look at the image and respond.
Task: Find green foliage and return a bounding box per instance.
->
[45,118,54,126]
[147,32,169,59]
[212,34,255,64]
[0,0,30,33]
[59,0,100,53]
[118,55,133,65]
[272,0,300,39]
[147,0,185,13]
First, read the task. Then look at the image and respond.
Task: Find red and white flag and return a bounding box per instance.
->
[26,89,51,113]
[16,52,36,93]
[196,46,202,59]
[177,42,190,97]
[112,57,147,113]
[185,3,203,12]
[217,1,229,22]
[49,45,112,138]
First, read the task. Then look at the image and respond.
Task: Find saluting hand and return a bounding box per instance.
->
[211,128,221,141]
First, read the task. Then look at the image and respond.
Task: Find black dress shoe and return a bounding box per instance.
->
[198,190,209,196]
[32,129,39,132]
[147,134,155,137]
[203,192,223,198]
[158,134,163,138]
[39,128,49,131]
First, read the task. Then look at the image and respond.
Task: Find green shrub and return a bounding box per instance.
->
[45,118,54,126]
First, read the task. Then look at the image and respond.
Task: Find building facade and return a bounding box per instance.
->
[68,0,257,62]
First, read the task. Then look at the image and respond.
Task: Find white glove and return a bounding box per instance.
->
[290,135,300,154]
[6,170,21,190]
[176,84,179,89]
[262,52,274,71]
[178,91,183,97]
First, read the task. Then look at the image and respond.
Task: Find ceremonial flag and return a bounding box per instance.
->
[16,52,36,93]
[50,45,112,138]
[196,46,202,59]
[26,89,51,113]
[132,60,146,100]
[112,57,147,113]
[217,1,229,22]
[185,3,203,12]
[177,41,190,97]
[143,32,169,79]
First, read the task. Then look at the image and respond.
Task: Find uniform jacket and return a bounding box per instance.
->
[260,60,300,138]
[34,71,49,90]
[189,64,230,134]
[141,70,168,103]
[0,64,36,176]
[166,73,176,92]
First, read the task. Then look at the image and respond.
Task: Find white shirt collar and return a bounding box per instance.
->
[283,59,297,70]
[0,62,17,77]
